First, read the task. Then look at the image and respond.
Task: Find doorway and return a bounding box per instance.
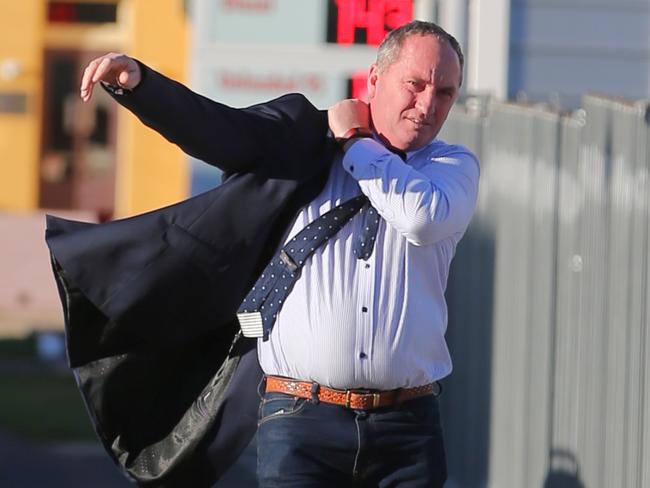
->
[39,50,117,220]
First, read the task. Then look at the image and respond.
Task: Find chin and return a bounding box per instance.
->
[401,131,432,150]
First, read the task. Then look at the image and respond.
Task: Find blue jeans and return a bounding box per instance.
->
[256,390,447,487]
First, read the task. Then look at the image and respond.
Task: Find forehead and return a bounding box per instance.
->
[389,34,460,84]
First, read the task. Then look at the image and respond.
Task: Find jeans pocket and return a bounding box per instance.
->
[258,392,307,426]
[399,396,441,427]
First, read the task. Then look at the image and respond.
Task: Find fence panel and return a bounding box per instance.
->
[573,96,613,487]
[603,98,646,488]
[482,104,560,488]
[440,101,492,488]
[442,95,650,488]
[640,106,650,488]
[550,113,585,486]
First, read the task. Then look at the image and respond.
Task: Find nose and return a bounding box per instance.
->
[415,89,435,119]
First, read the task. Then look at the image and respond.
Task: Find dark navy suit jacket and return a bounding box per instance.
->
[46,64,335,487]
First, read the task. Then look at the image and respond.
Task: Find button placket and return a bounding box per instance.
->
[355,231,376,378]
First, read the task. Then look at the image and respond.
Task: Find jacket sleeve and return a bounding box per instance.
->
[103,62,329,179]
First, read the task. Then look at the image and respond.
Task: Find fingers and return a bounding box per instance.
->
[80,53,139,102]
[81,54,110,102]
[92,57,113,84]
[328,99,370,138]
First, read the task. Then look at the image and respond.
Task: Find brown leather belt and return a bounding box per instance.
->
[265,375,440,410]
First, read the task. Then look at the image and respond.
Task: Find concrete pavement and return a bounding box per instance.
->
[0,433,130,488]
[0,431,257,487]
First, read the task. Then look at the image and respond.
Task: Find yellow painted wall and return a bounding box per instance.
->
[0,1,45,211]
[115,0,189,217]
[0,0,189,216]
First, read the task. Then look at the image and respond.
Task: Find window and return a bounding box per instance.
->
[47,1,118,24]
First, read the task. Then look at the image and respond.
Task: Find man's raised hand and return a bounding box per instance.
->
[328,99,371,140]
[80,53,141,102]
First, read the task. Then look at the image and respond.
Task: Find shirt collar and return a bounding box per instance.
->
[406,139,438,161]
[370,132,437,163]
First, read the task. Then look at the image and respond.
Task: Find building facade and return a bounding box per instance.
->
[0,0,189,218]
[0,0,189,336]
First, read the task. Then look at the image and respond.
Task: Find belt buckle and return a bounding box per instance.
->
[345,389,381,409]
[372,392,380,409]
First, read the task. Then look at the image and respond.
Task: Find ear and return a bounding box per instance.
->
[367,64,379,99]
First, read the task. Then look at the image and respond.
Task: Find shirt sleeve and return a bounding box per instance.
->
[342,138,480,246]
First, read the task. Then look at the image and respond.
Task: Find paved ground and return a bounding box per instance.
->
[0,354,258,487]
[0,431,257,487]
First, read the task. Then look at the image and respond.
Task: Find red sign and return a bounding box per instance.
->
[47,2,117,24]
[348,70,369,101]
[329,0,413,46]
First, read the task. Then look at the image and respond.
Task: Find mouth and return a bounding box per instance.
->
[406,118,429,128]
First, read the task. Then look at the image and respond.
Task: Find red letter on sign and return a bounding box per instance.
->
[335,0,412,46]
[349,70,369,101]
[384,1,412,33]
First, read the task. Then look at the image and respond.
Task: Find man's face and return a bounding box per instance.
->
[367,34,461,152]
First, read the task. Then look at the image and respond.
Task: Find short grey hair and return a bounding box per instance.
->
[375,20,464,86]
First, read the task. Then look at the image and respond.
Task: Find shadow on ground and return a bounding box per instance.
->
[0,432,257,488]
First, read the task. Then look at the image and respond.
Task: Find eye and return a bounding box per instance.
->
[405,80,422,91]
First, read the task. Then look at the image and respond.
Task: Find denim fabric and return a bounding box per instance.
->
[257,391,447,487]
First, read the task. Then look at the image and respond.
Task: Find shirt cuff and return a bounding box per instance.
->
[342,136,366,153]
[342,138,393,180]
[100,81,128,96]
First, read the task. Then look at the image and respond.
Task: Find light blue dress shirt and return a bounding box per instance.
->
[258,137,480,390]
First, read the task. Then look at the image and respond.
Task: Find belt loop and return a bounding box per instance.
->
[257,375,268,400]
[310,383,320,404]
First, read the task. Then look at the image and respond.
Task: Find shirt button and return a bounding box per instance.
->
[359,352,367,359]
[365,263,370,269]
[361,306,368,313]
[350,165,355,172]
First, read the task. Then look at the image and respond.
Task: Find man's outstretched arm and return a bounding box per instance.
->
[80,53,329,177]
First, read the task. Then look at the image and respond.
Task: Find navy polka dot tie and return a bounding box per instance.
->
[236,194,380,340]
[353,203,380,260]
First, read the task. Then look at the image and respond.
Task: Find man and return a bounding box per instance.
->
[73,20,478,487]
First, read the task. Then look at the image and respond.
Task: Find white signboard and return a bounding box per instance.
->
[189,0,417,192]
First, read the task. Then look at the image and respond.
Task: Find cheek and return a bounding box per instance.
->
[390,94,411,117]
[440,97,455,111]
